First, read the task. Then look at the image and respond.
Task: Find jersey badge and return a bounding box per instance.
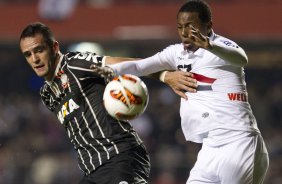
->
[60,73,69,89]
[56,70,70,89]
[220,40,239,48]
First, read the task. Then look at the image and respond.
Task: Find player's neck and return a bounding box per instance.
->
[45,52,63,82]
[185,45,199,52]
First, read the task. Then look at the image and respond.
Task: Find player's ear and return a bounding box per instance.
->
[206,21,212,36]
[53,41,60,55]
[207,21,212,33]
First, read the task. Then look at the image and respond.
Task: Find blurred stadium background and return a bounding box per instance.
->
[0,0,281,183]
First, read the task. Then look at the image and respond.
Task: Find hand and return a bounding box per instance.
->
[164,71,197,100]
[189,25,211,50]
[90,64,117,83]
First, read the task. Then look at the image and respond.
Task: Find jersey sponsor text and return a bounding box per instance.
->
[227,92,247,102]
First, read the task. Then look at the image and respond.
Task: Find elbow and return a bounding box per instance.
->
[241,53,248,67]
[229,54,248,67]
[233,47,248,67]
[234,50,248,67]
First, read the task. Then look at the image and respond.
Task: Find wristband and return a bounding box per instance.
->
[159,71,168,83]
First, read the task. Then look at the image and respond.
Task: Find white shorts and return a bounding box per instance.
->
[187,134,269,184]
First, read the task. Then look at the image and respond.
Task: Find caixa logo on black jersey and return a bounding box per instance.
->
[57,98,80,124]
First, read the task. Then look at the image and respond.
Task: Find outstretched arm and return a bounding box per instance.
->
[93,56,198,99]
[106,56,169,76]
[104,56,141,65]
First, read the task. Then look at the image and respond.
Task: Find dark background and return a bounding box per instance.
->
[0,0,281,184]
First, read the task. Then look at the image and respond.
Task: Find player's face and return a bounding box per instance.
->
[20,33,57,81]
[177,12,210,50]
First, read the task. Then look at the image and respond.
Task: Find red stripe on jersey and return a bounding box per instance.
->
[192,73,216,84]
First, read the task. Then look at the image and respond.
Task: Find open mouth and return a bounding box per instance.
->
[183,41,197,51]
[183,42,190,47]
[34,64,45,71]
[183,42,192,49]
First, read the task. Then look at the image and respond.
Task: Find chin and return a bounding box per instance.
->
[36,71,48,78]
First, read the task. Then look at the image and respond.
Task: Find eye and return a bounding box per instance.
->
[35,46,45,53]
[179,23,192,30]
[23,52,31,58]
[185,23,193,28]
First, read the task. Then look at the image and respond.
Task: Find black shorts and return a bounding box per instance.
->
[79,144,151,184]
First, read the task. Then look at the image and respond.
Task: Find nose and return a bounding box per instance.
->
[181,27,188,37]
[31,53,39,63]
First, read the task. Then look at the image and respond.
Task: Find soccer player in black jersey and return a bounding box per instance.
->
[19,22,151,184]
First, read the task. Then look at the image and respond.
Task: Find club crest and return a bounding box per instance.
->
[60,73,69,89]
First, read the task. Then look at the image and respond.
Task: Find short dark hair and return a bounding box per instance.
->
[178,0,212,23]
[19,22,55,48]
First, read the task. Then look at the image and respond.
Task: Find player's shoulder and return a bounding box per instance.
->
[213,33,240,49]
[64,51,87,61]
[161,43,183,54]
[165,43,183,50]
[64,51,104,65]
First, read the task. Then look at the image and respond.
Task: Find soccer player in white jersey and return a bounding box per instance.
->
[95,0,269,183]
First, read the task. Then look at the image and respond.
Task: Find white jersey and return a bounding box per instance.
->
[110,31,260,145]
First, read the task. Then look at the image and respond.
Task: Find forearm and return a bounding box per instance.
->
[104,56,141,65]
[207,40,248,67]
[107,56,169,76]
[147,70,168,82]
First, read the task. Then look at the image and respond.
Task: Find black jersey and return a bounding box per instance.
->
[39,52,143,175]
